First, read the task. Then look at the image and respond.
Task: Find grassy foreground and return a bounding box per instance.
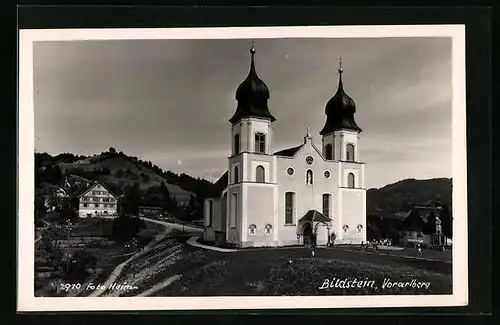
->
[150,247,452,296]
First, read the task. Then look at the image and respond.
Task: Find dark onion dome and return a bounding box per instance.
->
[319,62,362,135]
[229,45,276,124]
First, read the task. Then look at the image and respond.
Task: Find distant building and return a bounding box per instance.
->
[138,206,164,217]
[398,205,448,246]
[71,181,118,218]
[203,46,366,248]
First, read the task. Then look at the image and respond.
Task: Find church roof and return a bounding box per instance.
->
[210,170,228,197]
[229,44,276,124]
[299,210,332,223]
[319,60,362,135]
[273,144,304,157]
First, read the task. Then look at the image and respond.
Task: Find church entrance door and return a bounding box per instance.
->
[302,223,313,246]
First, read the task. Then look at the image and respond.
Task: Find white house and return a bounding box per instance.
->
[204,46,367,248]
[73,181,118,218]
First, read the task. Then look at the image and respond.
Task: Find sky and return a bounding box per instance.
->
[33,37,452,189]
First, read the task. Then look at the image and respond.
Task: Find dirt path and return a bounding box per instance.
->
[87,229,171,297]
[135,274,182,297]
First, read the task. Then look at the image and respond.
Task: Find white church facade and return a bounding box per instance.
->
[203,45,367,248]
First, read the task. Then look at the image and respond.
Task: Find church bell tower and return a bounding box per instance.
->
[320,58,362,163]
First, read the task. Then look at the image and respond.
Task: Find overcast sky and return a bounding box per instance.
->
[33,37,452,189]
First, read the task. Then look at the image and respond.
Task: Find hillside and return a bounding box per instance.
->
[366,178,452,217]
[35,150,217,207]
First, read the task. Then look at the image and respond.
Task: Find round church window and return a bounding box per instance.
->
[287,167,294,176]
[306,156,314,165]
[324,170,331,178]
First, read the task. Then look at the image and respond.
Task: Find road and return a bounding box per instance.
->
[141,217,203,233]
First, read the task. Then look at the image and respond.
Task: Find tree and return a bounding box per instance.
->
[115,169,124,178]
[160,181,172,211]
[422,213,437,235]
[112,214,146,242]
[121,182,143,215]
[35,192,46,221]
[440,205,453,238]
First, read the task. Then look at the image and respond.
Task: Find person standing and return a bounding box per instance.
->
[417,243,422,256]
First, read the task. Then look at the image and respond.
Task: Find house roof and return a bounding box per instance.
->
[299,210,332,223]
[400,210,427,232]
[71,181,118,199]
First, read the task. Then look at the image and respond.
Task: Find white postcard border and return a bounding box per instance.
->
[18,25,467,311]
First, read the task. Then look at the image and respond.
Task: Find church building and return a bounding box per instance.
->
[203,44,367,247]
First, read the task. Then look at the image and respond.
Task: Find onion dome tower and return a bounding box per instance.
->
[229,43,276,124]
[319,58,362,135]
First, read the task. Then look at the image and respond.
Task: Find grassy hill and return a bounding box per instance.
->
[366,177,452,217]
[35,150,216,206]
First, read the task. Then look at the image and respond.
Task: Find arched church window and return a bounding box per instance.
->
[208,199,214,226]
[248,224,257,236]
[265,224,273,235]
[222,193,227,220]
[233,134,240,155]
[234,166,239,183]
[256,165,265,183]
[325,144,333,160]
[231,193,238,228]
[322,194,331,218]
[346,143,355,162]
[306,169,314,185]
[285,192,295,225]
[255,133,266,153]
[347,172,355,188]
[343,224,349,234]
[357,224,363,233]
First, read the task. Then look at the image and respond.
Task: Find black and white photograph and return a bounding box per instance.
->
[18,25,467,311]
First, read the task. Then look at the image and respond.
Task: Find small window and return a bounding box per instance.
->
[256,165,265,183]
[255,133,266,153]
[234,166,239,183]
[325,144,333,160]
[306,169,313,185]
[324,170,331,179]
[83,203,88,207]
[234,134,240,154]
[265,224,273,235]
[343,225,349,234]
[347,173,355,188]
[346,143,355,162]
[248,224,257,236]
[357,224,363,233]
[287,167,294,176]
